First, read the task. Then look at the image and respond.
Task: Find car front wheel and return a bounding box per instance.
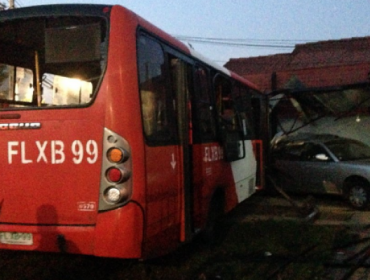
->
[348,182,370,210]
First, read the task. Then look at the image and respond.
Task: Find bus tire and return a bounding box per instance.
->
[202,191,225,245]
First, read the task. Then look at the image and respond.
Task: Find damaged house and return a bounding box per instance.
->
[225,36,370,145]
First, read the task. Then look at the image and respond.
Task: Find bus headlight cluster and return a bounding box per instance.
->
[104,147,131,204]
[99,128,132,211]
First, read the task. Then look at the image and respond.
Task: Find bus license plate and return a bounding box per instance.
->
[0,232,33,245]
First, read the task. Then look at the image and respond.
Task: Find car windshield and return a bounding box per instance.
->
[325,139,370,161]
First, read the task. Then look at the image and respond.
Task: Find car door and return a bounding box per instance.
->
[273,141,308,191]
[298,143,340,194]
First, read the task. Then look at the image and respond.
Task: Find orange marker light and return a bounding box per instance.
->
[108,148,123,163]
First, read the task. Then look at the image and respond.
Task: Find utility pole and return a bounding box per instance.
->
[9,0,14,9]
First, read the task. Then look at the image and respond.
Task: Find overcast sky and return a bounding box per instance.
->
[9,0,370,64]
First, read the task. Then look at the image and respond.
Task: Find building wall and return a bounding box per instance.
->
[242,64,370,92]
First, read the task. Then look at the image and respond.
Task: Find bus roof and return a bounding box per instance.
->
[0,4,111,19]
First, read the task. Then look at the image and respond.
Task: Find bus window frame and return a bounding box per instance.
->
[213,73,246,162]
[232,83,256,140]
[137,32,180,147]
[191,64,217,143]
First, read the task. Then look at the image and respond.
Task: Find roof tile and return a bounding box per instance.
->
[225,36,370,74]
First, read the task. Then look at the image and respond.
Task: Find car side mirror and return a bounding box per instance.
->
[315,154,329,161]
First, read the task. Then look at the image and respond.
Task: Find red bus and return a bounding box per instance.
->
[0,4,264,259]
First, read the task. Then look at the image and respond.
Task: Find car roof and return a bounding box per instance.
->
[274,133,340,146]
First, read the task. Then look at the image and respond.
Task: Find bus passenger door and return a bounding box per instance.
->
[170,58,194,241]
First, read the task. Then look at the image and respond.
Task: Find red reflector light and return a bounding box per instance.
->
[106,168,122,183]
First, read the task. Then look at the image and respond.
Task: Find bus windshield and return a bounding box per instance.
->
[0,16,107,109]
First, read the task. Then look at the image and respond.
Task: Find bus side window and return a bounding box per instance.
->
[214,76,235,131]
[141,90,157,136]
[192,66,216,142]
[214,75,245,161]
[232,85,255,139]
[138,35,176,144]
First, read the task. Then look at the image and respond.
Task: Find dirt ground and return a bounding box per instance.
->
[242,192,370,280]
[0,192,369,280]
[242,191,368,226]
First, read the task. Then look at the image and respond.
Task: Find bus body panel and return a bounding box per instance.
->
[94,202,144,258]
[192,141,256,224]
[0,108,104,225]
[231,140,257,202]
[105,5,146,203]
[192,142,235,229]
[142,145,183,257]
